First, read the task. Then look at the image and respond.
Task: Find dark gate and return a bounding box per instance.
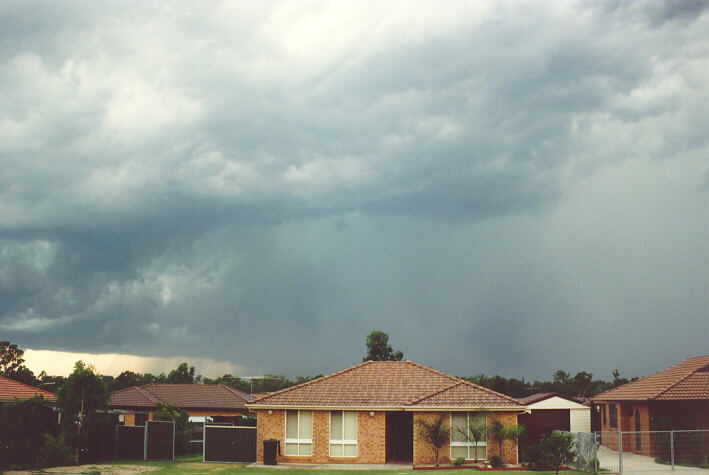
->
[115,425,145,460]
[386,412,413,462]
[145,420,175,461]
[203,425,257,462]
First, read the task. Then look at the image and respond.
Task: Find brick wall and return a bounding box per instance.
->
[412,411,518,466]
[489,412,519,464]
[413,412,452,466]
[255,409,386,464]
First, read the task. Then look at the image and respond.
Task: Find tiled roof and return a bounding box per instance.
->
[248,361,522,409]
[110,386,161,408]
[591,355,709,402]
[0,375,56,402]
[110,384,254,410]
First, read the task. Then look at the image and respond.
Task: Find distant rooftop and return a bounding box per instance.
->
[110,383,254,410]
[0,375,56,403]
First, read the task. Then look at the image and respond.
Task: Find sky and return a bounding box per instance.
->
[1,1,708,381]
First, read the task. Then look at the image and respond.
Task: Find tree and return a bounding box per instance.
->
[55,361,110,463]
[167,362,195,384]
[572,371,593,398]
[0,341,38,385]
[0,340,25,375]
[363,330,403,362]
[416,415,449,467]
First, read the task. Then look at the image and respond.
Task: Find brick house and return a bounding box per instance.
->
[590,355,709,457]
[109,383,253,426]
[247,361,524,467]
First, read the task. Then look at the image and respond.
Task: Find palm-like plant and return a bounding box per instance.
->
[454,413,487,461]
[416,416,449,467]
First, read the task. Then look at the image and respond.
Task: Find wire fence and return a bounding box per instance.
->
[562,430,709,473]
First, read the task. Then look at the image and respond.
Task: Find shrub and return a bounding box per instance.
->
[525,432,576,475]
[37,434,73,468]
[453,457,465,466]
[489,454,505,468]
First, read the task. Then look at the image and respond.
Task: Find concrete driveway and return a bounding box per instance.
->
[597,446,709,474]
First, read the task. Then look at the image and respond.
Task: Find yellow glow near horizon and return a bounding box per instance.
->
[23,349,246,378]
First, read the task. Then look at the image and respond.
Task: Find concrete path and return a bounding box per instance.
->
[597,446,709,474]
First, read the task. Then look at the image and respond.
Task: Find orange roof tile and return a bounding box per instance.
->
[248,361,522,409]
[591,355,709,402]
[0,375,56,403]
[110,384,253,410]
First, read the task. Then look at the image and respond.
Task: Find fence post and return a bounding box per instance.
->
[144,421,148,461]
[670,430,674,471]
[618,429,623,474]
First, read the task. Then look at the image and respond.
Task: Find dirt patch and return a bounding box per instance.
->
[5,464,160,474]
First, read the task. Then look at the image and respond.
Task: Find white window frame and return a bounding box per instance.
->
[329,410,358,457]
[450,412,488,461]
[284,410,312,456]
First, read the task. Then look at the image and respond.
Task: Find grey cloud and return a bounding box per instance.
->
[1,1,708,379]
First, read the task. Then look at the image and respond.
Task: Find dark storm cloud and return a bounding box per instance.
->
[1,1,708,379]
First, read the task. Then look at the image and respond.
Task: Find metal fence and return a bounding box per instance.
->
[570,429,709,473]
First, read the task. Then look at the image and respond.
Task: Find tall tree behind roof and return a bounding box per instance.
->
[363,330,404,362]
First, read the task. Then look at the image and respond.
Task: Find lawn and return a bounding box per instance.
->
[69,455,579,474]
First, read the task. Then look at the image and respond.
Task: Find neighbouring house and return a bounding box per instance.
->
[109,383,254,426]
[516,392,590,457]
[247,360,525,467]
[0,375,56,404]
[590,355,709,457]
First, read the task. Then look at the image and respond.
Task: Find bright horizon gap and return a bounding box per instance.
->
[22,349,247,379]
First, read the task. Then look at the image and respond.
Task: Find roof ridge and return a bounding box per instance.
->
[406,381,462,406]
[455,378,524,405]
[222,384,254,402]
[654,357,708,398]
[404,361,521,405]
[653,367,701,400]
[0,375,56,398]
[250,361,375,404]
[135,385,163,405]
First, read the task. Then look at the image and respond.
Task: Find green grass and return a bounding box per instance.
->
[92,456,580,474]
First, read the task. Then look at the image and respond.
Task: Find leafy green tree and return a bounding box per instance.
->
[572,371,593,398]
[167,362,195,384]
[416,415,449,467]
[0,341,38,385]
[0,340,25,375]
[55,361,110,463]
[363,330,403,362]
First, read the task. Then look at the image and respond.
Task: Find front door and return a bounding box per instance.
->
[634,410,641,451]
[386,412,413,462]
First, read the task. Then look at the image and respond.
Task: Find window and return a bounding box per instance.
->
[609,404,617,429]
[601,405,606,425]
[450,412,487,461]
[330,411,357,457]
[285,410,312,456]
